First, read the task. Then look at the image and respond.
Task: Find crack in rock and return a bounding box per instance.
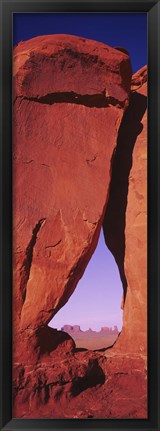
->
[45,240,62,249]
[20,218,46,305]
[15,92,127,109]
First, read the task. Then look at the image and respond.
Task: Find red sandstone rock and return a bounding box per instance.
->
[13,34,147,419]
[131,65,147,91]
[13,34,131,101]
[114,66,147,353]
[13,349,147,418]
[102,65,147,354]
[13,34,131,343]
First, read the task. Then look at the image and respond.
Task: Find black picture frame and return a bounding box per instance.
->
[0,1,159,430]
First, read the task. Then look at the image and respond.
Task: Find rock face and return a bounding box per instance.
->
[117,66,147,353]
[103,65,147,353]
[13,34,147,419]
[14,34,131,101]
[13,34,131,359]
[13,350,147,419]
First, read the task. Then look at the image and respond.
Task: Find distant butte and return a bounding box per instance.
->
[61,325,119,335]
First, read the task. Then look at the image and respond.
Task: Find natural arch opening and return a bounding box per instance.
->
[49,228,123,350]
[48,91,147,352]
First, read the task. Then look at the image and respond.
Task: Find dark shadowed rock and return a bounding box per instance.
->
[115,66,147,353]
[103,66,147,354]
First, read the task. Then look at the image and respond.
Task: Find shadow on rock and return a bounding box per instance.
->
[37,326,75,357]
[103,91,147,304]
[71,358,105,397]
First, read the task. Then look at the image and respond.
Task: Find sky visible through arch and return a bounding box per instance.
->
[13,13,147,331]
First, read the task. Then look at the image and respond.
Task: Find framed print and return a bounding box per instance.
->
[0,1,160,430]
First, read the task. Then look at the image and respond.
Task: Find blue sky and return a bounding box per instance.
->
[13,13,147,331]
[13,13,147,72]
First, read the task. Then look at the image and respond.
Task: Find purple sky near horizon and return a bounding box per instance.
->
[50,229,123,332]
[13,12,147,331]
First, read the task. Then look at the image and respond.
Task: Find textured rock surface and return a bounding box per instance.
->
[103,65,147,353]
[13,34,131,351]
[14,34,131,101]
[13,34,147,419]
[13,348,147,419]
[117,67,147,353]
